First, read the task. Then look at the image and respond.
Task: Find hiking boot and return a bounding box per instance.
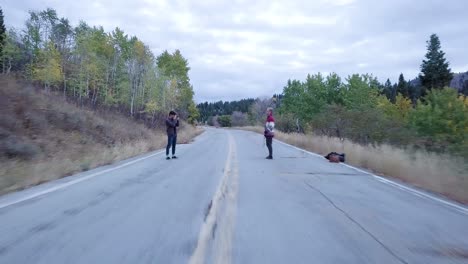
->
[166,157,171,160]
[266,156,273,160]
[172,156,178,159]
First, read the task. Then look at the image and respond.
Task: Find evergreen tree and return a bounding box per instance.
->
[408,83,421,106]
[196,99,255,123]
[0,8,6,70]
[396,73,409,98]
[383,78,396,103]
[419,34,453,91]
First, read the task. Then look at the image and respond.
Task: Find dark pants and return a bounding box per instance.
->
[266,137,273,157]
[166,134,177,156]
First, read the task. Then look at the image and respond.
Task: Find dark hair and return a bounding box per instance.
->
[169,110,176,116]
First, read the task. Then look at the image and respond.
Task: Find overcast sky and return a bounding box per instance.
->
[2,0,468,102]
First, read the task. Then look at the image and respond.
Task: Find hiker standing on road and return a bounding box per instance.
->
[166,111,179,160]
[264,107,275,159]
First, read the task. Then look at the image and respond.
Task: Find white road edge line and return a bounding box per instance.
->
[0,150,165,210]
[274,139,468,216]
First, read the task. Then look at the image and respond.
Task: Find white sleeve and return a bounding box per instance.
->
[266,121,275,132]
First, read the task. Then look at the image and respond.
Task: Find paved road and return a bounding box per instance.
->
[0,128,467,264]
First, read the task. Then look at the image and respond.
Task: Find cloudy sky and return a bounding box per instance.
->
[2,0,468,102]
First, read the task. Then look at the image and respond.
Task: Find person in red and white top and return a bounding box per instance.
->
[264,107,275,159]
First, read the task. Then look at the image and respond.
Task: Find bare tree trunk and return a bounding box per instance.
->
[79,88,82,106]
[163,85,166,110]
[79,74,83,106]
[93,86,98,107]
[105,67,109,103]
[63,75,67,98]
[151,112,156,128]
[130,78,136,116]
[7,59,12,75]
[86,75,89,106]
[138,74,143,113]
[130,94,135,116]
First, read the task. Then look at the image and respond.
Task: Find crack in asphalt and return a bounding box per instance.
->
[304,181,409,264]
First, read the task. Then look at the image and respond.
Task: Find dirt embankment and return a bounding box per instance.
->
[0,77,203,195]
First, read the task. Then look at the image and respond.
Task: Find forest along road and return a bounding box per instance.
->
[0,128,467,264]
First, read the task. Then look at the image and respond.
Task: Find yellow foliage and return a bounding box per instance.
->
[134,40,146,63]
[394,94,412,119]
[144,100,159,114]
[33,42,62,89]
[459,95,468,108]
[377,94,412,121]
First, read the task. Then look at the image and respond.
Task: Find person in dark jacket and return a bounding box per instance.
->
[264,107,275,159]
[166,111,179,160]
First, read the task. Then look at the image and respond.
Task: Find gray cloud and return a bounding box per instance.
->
[2,0,468,102]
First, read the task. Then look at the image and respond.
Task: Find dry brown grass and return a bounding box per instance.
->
[0,128,203,195]
[240,126,468,204]
[0,77,204,195]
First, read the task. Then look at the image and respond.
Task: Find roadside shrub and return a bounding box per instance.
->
[218,115,232,127]
[231,111,248,127]
[207,116,214,126]
[62,112,85,132]
[25,111,48,132]
[0,114,17,132]
[275,113,299,133]
[410,88,468,156]
[1,136,41,159]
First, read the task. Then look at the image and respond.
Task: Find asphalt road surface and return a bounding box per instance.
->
[1,128,467,264]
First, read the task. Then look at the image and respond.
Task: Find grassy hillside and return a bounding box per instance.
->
[0,77,203,195]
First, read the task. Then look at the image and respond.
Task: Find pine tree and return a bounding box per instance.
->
[396,73,409,98]
[408,83,421,106]
[383,78,396,103]
[419,34,453,91]
[0,8,6,71]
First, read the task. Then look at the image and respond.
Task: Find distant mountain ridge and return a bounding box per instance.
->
[450,71,468,92]
[409,71,468,93]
